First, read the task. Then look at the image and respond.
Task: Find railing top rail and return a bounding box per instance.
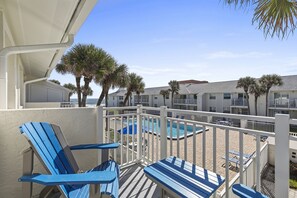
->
[167,117,275,137]
[166,108,275,123]
[289,119,297,125]
[142,107,161,111]
[141,113,160,118]
[290,135,297,141]
[104,106,138,110]
[104,113,138,118]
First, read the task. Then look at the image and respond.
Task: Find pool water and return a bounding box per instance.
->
[141,119,205,139]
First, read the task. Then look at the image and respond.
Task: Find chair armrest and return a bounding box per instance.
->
[19,171,116,186]
[70,143,119,150]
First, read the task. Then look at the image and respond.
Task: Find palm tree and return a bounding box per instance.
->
[259,74,283,116]
[249,82,266,116]
[123,73,145,106]
[224,0,297,38]
[63,83,76,100]
[56,44,102,107]
[236,77,256,115]
[168,80,180,108]
[160,90,170,106]
[49,79,61,85]
[135,82,145,105]
[96,64,128,107]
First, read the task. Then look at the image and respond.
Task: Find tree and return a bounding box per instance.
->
[236,77,256,115]
[224,0,297,39]
[49,79,60,85]
[56,44,92,107]
[96,64,128,107]
[63,83,76,100]
[135,82,145,105]
[123,73,145,106]
[259,74,283,116]
[249,82,265,116]
[160,89,170,106]
[168,80,180,108]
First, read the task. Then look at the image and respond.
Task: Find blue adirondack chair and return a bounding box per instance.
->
[18,122,119,198]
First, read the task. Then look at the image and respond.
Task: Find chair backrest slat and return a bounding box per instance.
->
[20,122,78,196]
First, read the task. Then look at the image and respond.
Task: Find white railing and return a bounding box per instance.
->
[100,105,294,198]
[270,98,297,108]
[231,98,248,106]
[174,98,197,104]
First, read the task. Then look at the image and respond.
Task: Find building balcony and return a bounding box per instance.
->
[1,106,297,197]
[270,98,297,109]
[174,98,197,105]
[231,98,248,107]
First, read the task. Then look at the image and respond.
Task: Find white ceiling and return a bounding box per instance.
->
[0,0,97,80]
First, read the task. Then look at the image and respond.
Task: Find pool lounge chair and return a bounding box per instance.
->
[222,151,254,169]
[18,122,120,198]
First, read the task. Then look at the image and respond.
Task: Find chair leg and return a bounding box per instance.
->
[22,147,34,198]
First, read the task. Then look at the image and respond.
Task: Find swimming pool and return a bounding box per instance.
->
[141,119,207,139]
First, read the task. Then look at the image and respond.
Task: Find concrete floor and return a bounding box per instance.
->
[119,164,161,198]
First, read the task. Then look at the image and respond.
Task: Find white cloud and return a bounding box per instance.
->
[206,51,272,59]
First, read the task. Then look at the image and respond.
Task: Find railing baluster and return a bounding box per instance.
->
[256,134,261,191]
[147,116,150,162]
[193,124,196,164]
[126,115,129,164]
[132,116,135,161]
[152,117,155,162]
[202,125,206,168]
[177,122,180,158]
[120,116,123,165]
[213,127,216,173]
[225,129,230,198]
[113,118,117,160]
[107,117,110,142]
[239,131,244,184]
[156,118,159,161]
[170,120,173,156]
[184,121,187,161]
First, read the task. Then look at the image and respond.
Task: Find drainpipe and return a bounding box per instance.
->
[0,34,74,109]
[23,77,48,109]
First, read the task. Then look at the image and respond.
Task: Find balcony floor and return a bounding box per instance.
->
[120,164,161,198]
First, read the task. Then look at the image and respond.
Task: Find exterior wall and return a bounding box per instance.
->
[0,108,99,197]
[26,81,69,103]
[1,12,25,109]
[25,102,63,108]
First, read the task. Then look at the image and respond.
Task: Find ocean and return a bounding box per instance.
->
[70,98,104,107]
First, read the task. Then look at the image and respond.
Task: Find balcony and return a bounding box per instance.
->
[174,98,197,105]
[270,98,297,109]
[1,106,297,197]
[231,98,248,107]
[134,98,149,104]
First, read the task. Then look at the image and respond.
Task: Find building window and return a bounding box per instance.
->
[209,107,216,112]
[224,93,231,99]
[209,94,216,100]
[154,104,158,107]
[113,97,115,100]
[119,96,123,100]
[166,95,169,99]
[154,96,158,100]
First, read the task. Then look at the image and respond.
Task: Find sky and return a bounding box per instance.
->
[49,0,297,99]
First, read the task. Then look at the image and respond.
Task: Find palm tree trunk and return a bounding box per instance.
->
[97,86,107,106]
[265,91,269,116]
[255,97,258,116]
[246,92,250,115]
[138,94,140,105]
[82,76,92,107]
[163,96,165,106]
[75,77,82,107]
[171,93,174,108]
[123,94,129,106]
[105,92,109,107]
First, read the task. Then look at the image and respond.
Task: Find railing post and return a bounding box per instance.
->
[275,114,289,198]
[137,105,142,161]
[97,106,105,164]
[160,106,167,159]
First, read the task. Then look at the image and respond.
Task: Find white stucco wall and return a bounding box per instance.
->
[0,108,99,197]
